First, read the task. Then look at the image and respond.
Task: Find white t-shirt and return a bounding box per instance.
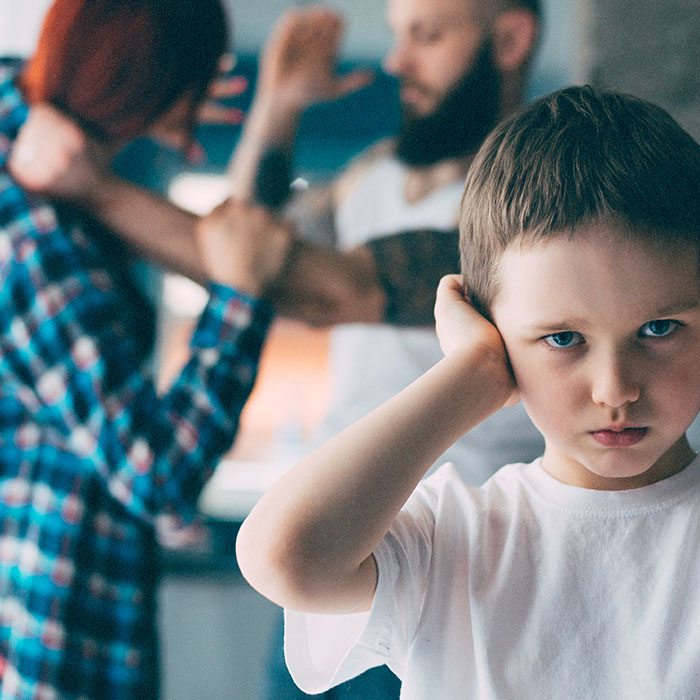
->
[285,456,700,699]
[316,155,543,484]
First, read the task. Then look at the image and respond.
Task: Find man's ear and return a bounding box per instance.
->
[492,9,539,73]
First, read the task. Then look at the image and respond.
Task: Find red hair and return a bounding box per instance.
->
[20,0,229,142]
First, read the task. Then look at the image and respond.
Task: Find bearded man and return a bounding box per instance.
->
[227,0,544,489]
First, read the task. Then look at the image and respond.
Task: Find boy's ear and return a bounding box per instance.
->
[492,9,539,73]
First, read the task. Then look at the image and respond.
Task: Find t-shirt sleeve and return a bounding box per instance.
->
[283,469,443,694]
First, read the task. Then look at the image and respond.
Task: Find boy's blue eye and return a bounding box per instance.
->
[544,331,583,348]
[639,319,680,338]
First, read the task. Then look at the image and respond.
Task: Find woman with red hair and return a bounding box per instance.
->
[0,1,289,698]
[20,0,228,144]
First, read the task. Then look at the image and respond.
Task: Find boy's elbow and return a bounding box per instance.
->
[235,517,320,609]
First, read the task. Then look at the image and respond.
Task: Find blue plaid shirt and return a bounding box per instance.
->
[0,61,274,699]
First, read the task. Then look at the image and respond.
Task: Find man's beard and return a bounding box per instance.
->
[394,40,501,168]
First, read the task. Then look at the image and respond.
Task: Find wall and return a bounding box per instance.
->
[226,0,577,97]
[577,0,700,139]
[0,0,52,56]
[159,575,279,700]
[1,0,576,92]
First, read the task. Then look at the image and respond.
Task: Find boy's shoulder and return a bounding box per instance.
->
[423,459,535,492]
[409,460,538,524]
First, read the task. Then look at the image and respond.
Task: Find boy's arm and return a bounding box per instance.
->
[236,275,517,614]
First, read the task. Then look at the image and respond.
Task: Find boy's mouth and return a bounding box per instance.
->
[591,427,648,447]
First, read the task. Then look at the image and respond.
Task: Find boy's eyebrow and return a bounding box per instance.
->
[652,299,700,317]
[520,319,585,334]
[522,299,700,334]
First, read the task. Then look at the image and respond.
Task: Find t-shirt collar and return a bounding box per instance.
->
[521,452,700,514]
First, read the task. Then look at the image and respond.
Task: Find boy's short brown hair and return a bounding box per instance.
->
[460,85,700,317]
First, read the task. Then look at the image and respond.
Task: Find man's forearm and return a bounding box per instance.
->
[368,229,460,325]
[267,229,461,327]
[264,239,386,325]
[84,171,384,321]
[228,95,301,206]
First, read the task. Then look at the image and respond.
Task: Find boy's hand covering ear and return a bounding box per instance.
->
[434,275,520,407]
[9,103,110,203]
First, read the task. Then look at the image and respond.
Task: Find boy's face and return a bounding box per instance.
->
[490,223,700,490]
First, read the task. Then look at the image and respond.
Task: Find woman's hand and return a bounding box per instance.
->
[434,275,519,406]
[195,54,248,126]
[195,198,292,298]
[9,103,111,203]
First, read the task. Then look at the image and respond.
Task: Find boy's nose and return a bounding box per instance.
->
[590,353,641,408]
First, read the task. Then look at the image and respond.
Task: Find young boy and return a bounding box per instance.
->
[236,86,700,698]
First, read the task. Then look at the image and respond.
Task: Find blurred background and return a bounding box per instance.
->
[0,0,578,188]
[2,0,700,698]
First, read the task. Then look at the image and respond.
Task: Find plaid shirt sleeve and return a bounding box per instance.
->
[102,277,274,524]
[0,174,274,526]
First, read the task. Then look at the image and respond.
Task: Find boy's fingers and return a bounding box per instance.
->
[436,274,468,306]
[440,273,465,290]
[218,53,237,74]
[504,388,521,408]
